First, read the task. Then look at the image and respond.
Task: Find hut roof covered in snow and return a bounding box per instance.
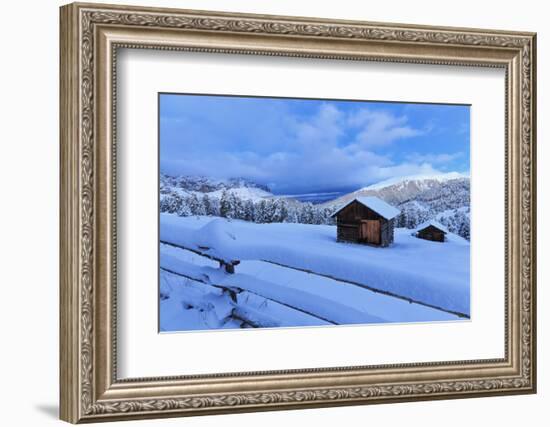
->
[331,196,400,220]
[415,220,449,234]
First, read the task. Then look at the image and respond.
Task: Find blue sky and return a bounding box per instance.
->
[160,93,470,195]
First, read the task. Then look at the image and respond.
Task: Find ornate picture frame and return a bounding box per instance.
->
[60,2,536,423]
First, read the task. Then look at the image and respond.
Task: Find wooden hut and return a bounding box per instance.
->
[331,196,400,247]
[415,220,448,242]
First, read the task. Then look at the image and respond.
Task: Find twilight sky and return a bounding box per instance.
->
[159,93,470,195]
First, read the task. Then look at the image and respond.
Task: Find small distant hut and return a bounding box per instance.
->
[331,196,400,247]
[414,220,448,242]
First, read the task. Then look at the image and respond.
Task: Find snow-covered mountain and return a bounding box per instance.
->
[327,172,469,206]
[160,174,272,201]
[361,171,466,190]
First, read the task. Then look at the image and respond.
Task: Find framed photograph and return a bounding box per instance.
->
[60,2,537,423]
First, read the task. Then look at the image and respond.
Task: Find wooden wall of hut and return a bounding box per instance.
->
[417,226,445,242]
[334,200,395,247]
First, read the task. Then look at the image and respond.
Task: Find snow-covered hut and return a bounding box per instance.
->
[414,220,448,242]
[331,196,400,247]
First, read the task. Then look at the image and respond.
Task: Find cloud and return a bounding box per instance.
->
[160,96,463,194]
[405,151,464,165]
[291,103,344,152]
[370,162,442,182]
[347,108,424,148]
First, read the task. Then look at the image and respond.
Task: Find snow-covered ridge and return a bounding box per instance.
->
[161,174,273,201]
[161,174,271,193]
[324,171,470,209]
[361,171,469,191]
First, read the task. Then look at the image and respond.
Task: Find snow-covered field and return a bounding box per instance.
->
[160,214,470,332]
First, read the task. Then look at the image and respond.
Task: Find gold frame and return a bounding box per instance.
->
[59,2,537,423]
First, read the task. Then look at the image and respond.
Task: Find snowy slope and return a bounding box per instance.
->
[160,214,470,317]
[326,172,469,207]
[159,242,459,332]
[360,171,468,191]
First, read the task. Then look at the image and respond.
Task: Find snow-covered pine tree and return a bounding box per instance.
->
[209,197,220,217]
[176,200,192,217]
[300,203,315,224]
[243,199,255,222]
[312,206,327,225]
[272,199,288,223]
[187,193,206,216]
[160,193,183,214]
[396,208,409,228]
[406,207,418,229]
[230,193,245,219]
[286,201,300,224]
[202,194,212,216]
[159,194,172,213]
[321,206,336,225]
[459,216,470,240]
[219,189,231,218]
[254,200,268,223]
[263,199,276,223]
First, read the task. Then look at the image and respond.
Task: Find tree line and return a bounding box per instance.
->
[160,189,470,240]
[160,190,336,225]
